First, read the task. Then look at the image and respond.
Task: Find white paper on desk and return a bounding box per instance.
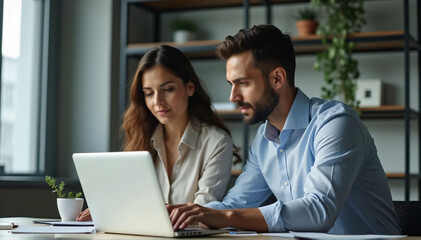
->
[43,221,94,226]
[228,231,259,236]
[12,225,95,234]
[261,232,295,238]
[291,232,407,240]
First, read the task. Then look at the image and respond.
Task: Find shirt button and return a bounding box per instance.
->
[279,149,284,153]
[284,181,289,186]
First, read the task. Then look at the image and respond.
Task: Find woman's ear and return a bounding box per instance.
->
[187,82,195,96]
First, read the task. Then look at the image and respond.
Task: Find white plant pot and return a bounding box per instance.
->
[173,30,195,43]
[57,198,84,222]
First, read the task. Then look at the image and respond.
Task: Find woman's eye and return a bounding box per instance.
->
[164,87,174,92]
[144,92,153,97]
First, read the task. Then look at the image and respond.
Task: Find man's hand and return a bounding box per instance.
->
[166,203,269,232]
[167,203,227,230]
[76,208,92,221]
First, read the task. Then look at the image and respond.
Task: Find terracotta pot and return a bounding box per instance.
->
[296,20,318,37]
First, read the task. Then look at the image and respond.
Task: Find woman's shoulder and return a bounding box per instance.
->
[198,124,231,142]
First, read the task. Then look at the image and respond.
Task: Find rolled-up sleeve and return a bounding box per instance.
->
[258,201,285,232]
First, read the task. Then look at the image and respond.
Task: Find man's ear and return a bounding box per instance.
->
[272,67,287,89]
[187,82,195,96]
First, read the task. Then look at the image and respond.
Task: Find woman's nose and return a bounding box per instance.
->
[154,92,164,106]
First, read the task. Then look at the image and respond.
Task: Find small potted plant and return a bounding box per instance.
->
[294,7,318,37]
[45,175,84,222]
[169,18,198,43]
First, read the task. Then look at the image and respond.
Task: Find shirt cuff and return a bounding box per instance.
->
[258,201,286,232]
[204,201,228,209]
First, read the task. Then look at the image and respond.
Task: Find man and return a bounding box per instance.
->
[167,25,401,234]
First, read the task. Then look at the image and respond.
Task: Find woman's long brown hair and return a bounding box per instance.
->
[121,45,240,163]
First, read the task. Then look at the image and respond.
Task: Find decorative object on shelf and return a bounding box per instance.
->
[356,79,384,107]
[311,0,366,108]
[294,7,318,37]
[169,18,198,43]
[45,176,84,221]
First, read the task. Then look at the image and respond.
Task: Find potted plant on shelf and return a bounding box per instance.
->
[311,0,366,108]
[294,7,318,37]
[45,175,84,221]
[169,18,198,43]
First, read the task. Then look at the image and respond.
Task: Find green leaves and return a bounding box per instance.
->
[169,19,197,32]
[311,0,365,108]
[45,175,83,199]
[294,7,318,20]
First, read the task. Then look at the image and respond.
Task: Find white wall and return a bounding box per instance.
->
[57,0,112,176]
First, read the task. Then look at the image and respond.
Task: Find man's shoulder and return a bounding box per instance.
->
[308,98,358,121]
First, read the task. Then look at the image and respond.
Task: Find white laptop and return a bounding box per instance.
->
[72,151,228,237]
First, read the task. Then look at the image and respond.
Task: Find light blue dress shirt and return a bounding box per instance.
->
[206,89,401,234]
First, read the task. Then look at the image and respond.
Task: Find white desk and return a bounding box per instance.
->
[0,217,287,240]
[1,217,418,240]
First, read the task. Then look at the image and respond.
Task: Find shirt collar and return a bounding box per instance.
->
[150,118,200,150]
[180,118,200,149]
[283,88,310,130]
[264,88,310,141]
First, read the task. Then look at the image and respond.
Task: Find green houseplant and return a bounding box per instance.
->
[294,7,318,37]
[45,175,83,198]
[169,19,198,43]
[294,7,318,21]
[311,0,366,108]
[45,176,84,221]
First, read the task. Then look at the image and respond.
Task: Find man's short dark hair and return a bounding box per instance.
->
[216,25,296,87]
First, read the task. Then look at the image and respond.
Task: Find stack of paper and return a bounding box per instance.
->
[12,225,95,234]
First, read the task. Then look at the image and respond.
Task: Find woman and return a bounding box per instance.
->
[78,45,238,221]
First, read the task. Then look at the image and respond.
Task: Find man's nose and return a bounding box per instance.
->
[229,85,241,103]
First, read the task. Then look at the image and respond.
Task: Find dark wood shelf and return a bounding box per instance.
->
[231,169,243,176]
[293,30,420,54]
[217,105,419,121]
[129,0,309,11]
[126,31,419,59]
[386,173,421,179]
[359,105,418,119]
[127,40,220,59]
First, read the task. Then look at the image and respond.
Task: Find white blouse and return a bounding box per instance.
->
[150,119,233,205]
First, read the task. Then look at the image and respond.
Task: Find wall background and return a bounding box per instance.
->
[1,0,419,218]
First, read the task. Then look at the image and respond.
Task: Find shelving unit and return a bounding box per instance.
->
[126,30,420,58]
[119,0,421,200]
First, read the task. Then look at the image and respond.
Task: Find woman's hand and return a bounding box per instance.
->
[76,208,92,221]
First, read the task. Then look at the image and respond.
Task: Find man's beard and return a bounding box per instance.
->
[238,81,279,125]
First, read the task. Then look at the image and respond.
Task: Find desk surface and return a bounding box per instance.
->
[1,217,419,240]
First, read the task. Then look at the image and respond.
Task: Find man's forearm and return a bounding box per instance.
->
[223,208,268,232]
